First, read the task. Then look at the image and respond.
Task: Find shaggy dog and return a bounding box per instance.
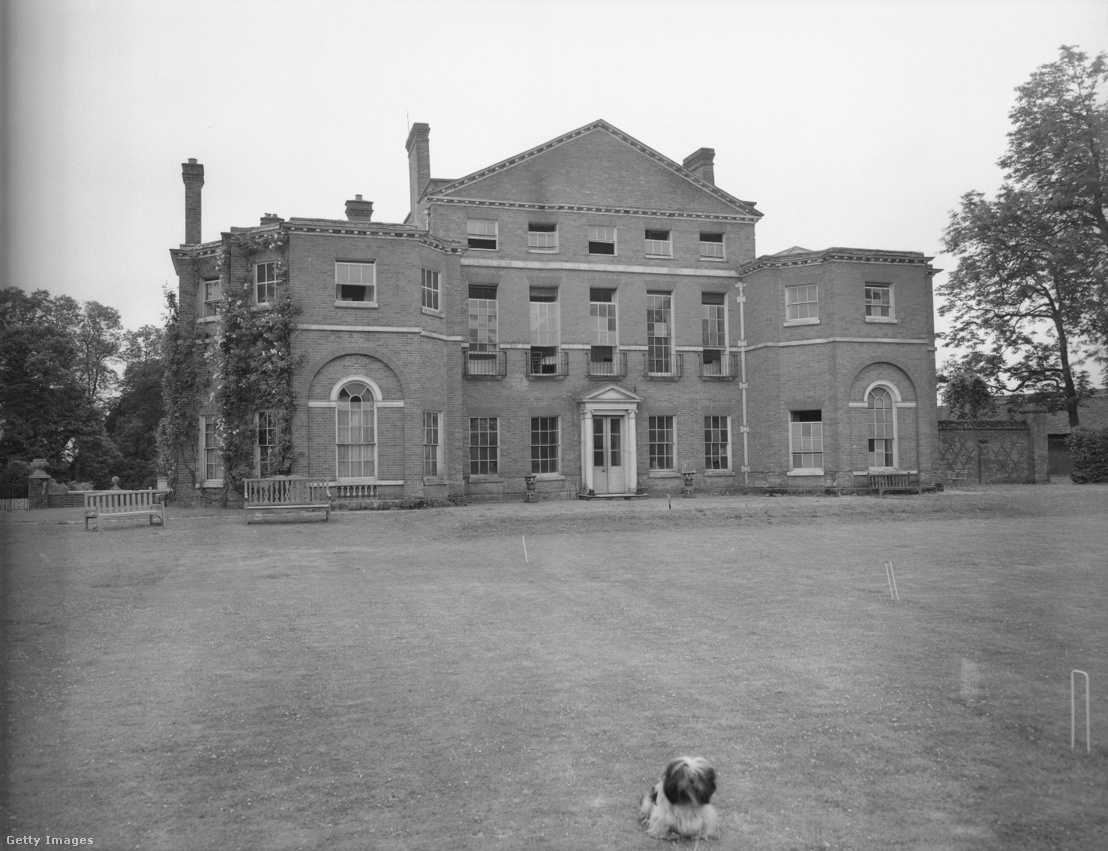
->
[639,756,719,840]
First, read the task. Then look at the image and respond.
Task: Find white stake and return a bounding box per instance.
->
[522,535,528,563]
[1072,670,1090,753]
[885,560,899,601]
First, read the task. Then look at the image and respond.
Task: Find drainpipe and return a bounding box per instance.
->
[737,281,750,486]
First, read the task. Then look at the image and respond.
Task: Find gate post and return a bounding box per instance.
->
[1019,408,1050,483]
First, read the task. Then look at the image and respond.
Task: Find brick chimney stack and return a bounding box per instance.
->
[683,148,716,185]
[345,194,374,221]
[260,213,284,226]
[181,158,205,244]
[406,123,430,223]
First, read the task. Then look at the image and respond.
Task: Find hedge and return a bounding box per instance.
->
[1068,427,1108,483]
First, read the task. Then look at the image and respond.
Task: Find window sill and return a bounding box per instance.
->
[532,473,565,481]
[197,315,219,324]
[251,303,274,311]
[699,256,726,262]
[528,248,560,255]
[421,307,443,317]
[648,470,681,478]
[467,475,504,483]
[199,480,224,488]
[335,301,378,309]
[703,470,734,477]
[787,469,825,477]
[783,318,820,327]
[644,254,673,260]
[865,316,897,324]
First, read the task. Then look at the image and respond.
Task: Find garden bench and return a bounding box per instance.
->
[244,476,331,523]
[869,472,921,497]
[84,489,166,531]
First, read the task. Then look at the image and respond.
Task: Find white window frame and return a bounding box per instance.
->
[588,225,617,256]
[255,261,278,305]
[199,415,224,486]
[467,219,498,250]
[644,228,672,258]
[788,411,824,474]
[785,284,819,325]
[335,262,377,306]
[530,416,560,475]
[421,268,441,313]
[528,223,559,253]
[255,409,280,477]
[646,291,674,376]
[202,279,222,318]
[701,292,728,374]
[864,283,896,323]
[867,385,898,470]
[469,417,499,476]
[648,415,676,472]
[423,411,442,478]
[699,232,725,260]
[704,415,731,471]
[335,380,378,480]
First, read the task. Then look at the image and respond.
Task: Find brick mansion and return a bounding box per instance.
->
[169,120,940,501]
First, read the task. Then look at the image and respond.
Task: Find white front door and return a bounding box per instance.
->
[592,415,625,494]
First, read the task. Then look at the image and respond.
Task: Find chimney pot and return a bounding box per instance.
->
[260,213,283,225]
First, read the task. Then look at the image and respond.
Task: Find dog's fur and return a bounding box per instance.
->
[639,756,719,840]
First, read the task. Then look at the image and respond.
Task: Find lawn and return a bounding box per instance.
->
[1,485,1106,850]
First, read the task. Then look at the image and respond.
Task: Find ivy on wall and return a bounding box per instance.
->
[158,229,300,504]
[213,231,298,502]
[156,287,206,494]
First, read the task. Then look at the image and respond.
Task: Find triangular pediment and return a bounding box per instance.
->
[578,384,644,406]
[432,120,760,220]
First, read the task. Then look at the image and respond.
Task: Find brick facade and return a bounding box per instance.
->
[170,120,939,502]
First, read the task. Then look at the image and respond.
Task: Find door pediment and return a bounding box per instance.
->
[577,384,643,406]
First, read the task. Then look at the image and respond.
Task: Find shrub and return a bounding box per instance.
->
[0,460,31,499]
[1068,427,1108,483]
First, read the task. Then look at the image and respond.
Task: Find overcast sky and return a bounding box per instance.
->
[5,0,1107,373]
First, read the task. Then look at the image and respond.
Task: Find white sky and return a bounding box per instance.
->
[5,0,1107,373]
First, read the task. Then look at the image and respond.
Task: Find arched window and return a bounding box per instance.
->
[336,381,376,478]
[867,386,895,469]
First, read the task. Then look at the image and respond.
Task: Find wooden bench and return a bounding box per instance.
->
[869,472,922,497]
[244,476,331,523]
[85,489,166,531]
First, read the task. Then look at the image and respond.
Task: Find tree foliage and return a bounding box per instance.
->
[0,287,161,487]
[939,46,1107,425]
[940,362,996,420]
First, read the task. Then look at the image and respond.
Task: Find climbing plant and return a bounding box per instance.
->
[212,231,298,502]
[156,287,207,493]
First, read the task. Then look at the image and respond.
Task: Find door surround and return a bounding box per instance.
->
[578,384,642,495]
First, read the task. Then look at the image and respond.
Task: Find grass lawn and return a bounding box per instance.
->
[1,485,1106,850]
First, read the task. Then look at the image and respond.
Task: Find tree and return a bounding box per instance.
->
[105,328,166,488]
[0,308,99,467]
[74,301,125,404]
[939,47,1107,425]
[1001,46,1108,256]
[940,361,996,419]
